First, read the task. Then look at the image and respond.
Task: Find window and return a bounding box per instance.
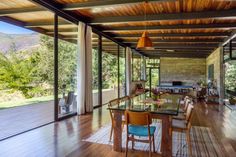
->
[57,17,77,118]
[102,37,118,104]
[132,52,142,81]
[119,46,126,97]
[92,33,99,107]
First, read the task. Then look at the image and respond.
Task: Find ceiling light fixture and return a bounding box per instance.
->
[136,1,153,50]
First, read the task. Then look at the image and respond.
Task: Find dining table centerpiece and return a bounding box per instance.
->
[151,88,162,101]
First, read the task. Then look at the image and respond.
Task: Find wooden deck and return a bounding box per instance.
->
[0,101,236,157]
[0,101,54,140]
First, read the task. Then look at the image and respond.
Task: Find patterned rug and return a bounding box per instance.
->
[83,121,227,157]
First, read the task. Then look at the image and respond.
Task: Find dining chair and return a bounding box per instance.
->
[173,97,192,120]
[108,98,125,141]
[125,110,156,157]
[172,104,194,157]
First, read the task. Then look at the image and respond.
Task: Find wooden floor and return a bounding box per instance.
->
[0,101,236,157]
[0,101,54,140]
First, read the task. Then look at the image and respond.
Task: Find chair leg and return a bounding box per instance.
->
[152,135,155,153]
[131,135,134,150]
[186,131,192,157]
[149,140,152,157]
[109,126,113,141]
[125,136,129,157]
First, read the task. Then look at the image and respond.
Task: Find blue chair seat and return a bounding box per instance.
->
[128,125,156,137]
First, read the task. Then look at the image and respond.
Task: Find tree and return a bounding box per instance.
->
[0,52,36,98]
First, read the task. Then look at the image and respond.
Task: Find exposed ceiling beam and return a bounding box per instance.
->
[220,30,236,46]
[30,0,135,51]
[147,55,207,58]
[141,49,211,53]
[25,20,71,27]
[113,32,230,38]
[0,7,44,16]
[63,0,174,10]
[92,39,223,43]
[91,9,236,24]
[0,16,74,43]
[102,23,236,32]
[129,43,218,48]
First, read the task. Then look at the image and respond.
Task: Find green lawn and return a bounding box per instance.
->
[0,95,54,109]
[0,89,113,110]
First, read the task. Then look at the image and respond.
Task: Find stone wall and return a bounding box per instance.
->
[206,47,224,102]
[160,57,206,85]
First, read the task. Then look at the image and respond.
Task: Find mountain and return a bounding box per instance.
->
[0,32,40,53]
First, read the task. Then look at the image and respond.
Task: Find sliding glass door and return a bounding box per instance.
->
[57,17,78,119]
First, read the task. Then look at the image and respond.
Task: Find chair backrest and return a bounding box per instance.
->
[125,110,152,126]
[183,98,191,112]
[185,104,194,129]
[108,99,120,124]
[185,104,194,122]
[66,91,74,105]
[120,96,129,102]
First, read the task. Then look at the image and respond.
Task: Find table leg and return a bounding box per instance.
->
[113,111,122,152]
[161,115,172,157]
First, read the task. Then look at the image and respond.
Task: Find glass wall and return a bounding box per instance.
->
[57,17,77,118]
[132,52,142,81]
[119,46,126,97]
[224,38,236,99]
[146,58,160,90]
[102,37,118,104]
[0,6,55,139]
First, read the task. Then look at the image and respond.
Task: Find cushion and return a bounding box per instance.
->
[172,119,187,129]
[128,125,156,137]
[173,113,186,120]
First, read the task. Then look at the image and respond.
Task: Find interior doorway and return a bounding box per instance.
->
[147,67,160,91]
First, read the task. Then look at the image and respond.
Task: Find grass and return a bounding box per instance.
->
[0,95,54,109]
[0,88,114,110]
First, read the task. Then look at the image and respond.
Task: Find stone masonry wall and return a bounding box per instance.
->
[160,57,206,85]
[206,47,223,101]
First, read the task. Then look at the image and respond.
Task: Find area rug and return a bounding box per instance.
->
[83,121,227,157]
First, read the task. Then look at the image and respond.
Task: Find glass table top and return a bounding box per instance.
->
[108,93,182,116]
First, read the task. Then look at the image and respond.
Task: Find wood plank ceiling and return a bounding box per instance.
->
[1,0,236,58]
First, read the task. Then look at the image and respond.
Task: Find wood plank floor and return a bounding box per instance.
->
[0,101,236,157]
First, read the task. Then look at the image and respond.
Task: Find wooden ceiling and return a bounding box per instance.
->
[1,0,236,58]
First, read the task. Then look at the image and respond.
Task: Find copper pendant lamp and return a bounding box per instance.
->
[136,1,153,50]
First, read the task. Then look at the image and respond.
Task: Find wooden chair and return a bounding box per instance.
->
[172,104,194,157]
[173,98,192,120]
[108,99,125,141]
[125,110,156,157]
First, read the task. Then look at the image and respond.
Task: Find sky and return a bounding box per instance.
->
[0,21,33,34]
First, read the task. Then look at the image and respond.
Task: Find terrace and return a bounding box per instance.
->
[0,0,236,156]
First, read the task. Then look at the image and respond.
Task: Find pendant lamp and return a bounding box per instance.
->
[136,1,153,50]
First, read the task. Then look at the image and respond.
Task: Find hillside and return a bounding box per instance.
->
[0,32,40,53]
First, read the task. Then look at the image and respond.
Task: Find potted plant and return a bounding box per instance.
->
[151,88,162,101]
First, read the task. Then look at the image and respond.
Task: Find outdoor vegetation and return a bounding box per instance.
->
[224,60,236,92]
[0,34,125,109]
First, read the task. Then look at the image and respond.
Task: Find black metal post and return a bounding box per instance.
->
[98,35,102,106]
[54,14,59,121]
[117,45,120,98]
[124,47,127,96]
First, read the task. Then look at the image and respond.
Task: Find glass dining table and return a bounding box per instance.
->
[108,93,182,157]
